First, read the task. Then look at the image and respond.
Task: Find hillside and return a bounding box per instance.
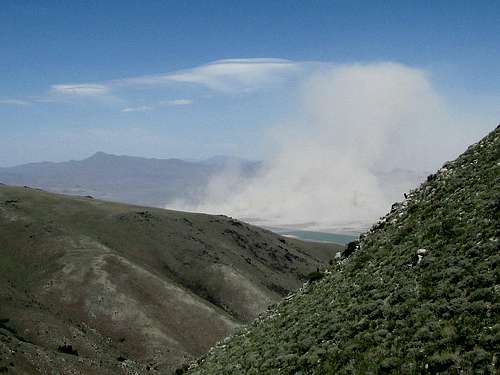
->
[0,152,259,208]
[189,126,500,374]
[0,186,339,374]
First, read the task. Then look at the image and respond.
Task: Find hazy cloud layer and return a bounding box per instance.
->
[117,58,299,92]
[47,58,299,101]
[167,62,473,232]
[121,98,192,113]
[35,58,299,109]
[51,83,110,96]
[0,99,30,106]
[121,105,154,113]
[159,99,192,106]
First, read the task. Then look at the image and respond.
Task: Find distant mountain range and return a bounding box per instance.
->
[0,153,426,228]
[0,152,260,209]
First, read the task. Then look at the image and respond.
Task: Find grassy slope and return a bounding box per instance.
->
[0,187,339,374]
[190,126,500,374]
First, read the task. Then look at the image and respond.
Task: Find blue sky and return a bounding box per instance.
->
[1,0,499,166]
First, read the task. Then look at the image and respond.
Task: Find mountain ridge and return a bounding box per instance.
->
[0,153,260,209]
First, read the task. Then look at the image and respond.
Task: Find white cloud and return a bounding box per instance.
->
[121,105,154,112]
[36,58,298,107]
[0,99,30,106]
[42,58,300,105]
[117,58,300,92]
[121,99,192,113]
[159,99,192,106]
[51,83,110,96]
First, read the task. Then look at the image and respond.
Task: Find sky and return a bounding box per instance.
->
[1,0,499,167]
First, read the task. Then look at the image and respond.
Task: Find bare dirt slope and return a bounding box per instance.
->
[0,185,340,374]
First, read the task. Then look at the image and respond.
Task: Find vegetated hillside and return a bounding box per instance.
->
[0,186,339,374]
[0,152,259,208]
[189,126,500,374]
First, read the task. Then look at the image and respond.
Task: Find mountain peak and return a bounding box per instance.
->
[87,151,114,159]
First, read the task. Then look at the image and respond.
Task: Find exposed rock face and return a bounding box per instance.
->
[416,248,429,264]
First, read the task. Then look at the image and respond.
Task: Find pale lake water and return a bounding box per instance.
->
[269,228,358,245]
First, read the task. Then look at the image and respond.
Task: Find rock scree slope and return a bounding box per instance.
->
[188,125,500,374]
[0,186,339,374]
